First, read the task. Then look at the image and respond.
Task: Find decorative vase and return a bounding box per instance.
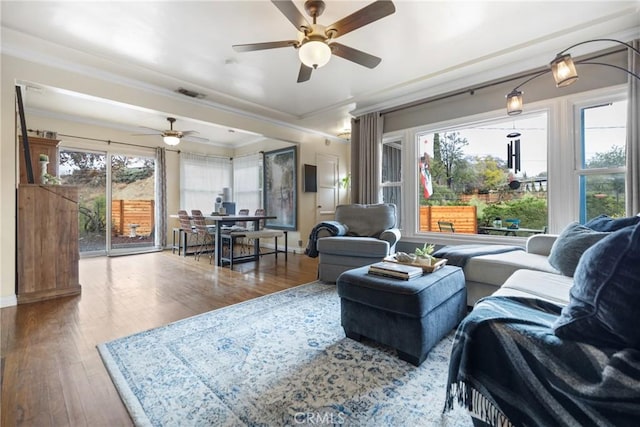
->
[40,161,49,184]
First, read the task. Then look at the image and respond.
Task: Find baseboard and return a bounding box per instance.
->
[0,294,18,308]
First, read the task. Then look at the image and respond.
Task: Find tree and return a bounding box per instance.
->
[436,132,468,189]
[430,133,446,185]
[586,145,625,169]
[60,151,106,172]
[474,155,508,191]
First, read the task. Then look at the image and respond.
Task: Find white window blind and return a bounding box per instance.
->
[233,153,262,213]
[180,153,232,213]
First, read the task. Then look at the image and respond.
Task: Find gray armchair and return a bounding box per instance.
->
[316,203,401,282]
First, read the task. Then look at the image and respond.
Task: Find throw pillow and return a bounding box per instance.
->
[548,222,609,277]
[584,214,640,232]
[553,222,640,350]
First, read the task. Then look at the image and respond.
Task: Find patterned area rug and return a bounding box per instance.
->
[98,281,472,426]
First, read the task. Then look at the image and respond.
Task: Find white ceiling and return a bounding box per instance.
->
[2,1,639,147]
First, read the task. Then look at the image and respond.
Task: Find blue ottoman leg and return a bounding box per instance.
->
[344,330,363,341]
[397,350,424,366]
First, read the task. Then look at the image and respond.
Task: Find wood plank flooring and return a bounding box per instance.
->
[1,250,319,426]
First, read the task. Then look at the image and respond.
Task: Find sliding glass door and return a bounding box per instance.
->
[60,150,108,255]
[110,154,156,253]
[59,148,157,256]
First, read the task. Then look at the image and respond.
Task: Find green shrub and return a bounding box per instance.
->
[480,195,547,229]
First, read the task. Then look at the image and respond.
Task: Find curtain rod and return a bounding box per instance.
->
[30,130,233,160]
[231,151,262,160]
[380,47,626,116]
[28,130,181,153]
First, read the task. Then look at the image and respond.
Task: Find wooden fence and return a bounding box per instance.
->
[419,205,478,234]
[112,200,154,236]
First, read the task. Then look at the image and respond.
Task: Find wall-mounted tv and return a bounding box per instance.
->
[303,164,317,192]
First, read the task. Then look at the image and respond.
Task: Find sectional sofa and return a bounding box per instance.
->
[446,214,640,427]
[462,233,565,305]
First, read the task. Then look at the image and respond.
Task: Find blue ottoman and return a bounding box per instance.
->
[337,265,466,366]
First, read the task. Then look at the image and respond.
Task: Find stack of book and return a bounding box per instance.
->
[368,261,424,280]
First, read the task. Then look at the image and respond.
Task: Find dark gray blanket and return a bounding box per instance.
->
[304,221,348,258]
[433,244,523,268]
[445,296,640,427]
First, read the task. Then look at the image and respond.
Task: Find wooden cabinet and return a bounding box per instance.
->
[18,136,60,184]
[17,185,81,304]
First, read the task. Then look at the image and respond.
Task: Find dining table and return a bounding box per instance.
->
[170,213,277,265]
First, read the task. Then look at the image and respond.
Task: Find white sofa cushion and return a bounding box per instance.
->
[493,269,572,305]
[464,251,559,288]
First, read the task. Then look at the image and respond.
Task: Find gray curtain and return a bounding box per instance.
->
[155,147,167,248]
[626,39,639,215]
[351,112,383,204]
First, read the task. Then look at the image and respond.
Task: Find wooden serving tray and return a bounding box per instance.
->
[383,256,448,273]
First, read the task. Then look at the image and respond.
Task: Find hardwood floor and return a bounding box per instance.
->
[1,250,319,426]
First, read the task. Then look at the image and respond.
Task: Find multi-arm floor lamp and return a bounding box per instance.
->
[506,38,640,116]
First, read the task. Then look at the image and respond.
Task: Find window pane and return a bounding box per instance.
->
[581,101,627,169]
[234,154,262,212]
[580,173,626,220]
[383,186,401,226]
[382,140,402,228]
[180,153,232,213]
[417,114,548,235]
[382,141,402,183]
[60,150,107,254]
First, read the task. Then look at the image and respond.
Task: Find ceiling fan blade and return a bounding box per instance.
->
[326,0,396,38]
[132,132,162,136]
[297,64,313,83]
[233,40,298,52]
[181,130,199,136]
[138,126,165,132]
[330,43,382,69]
[271,0,310,31]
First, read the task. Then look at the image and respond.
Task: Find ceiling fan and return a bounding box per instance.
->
[134,117,198,146]
[232,0,396,83]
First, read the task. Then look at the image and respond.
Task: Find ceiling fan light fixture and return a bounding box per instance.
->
[163,135,181,146]
[299,39,331,69]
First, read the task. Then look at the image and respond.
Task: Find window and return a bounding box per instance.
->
[577,99,627,222]
[381,139,402,227]
[416,113,548,236]
[233,153,263,212]
[180,153,232,212]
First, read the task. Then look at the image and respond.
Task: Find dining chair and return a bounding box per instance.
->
[177,210,198,256]
[191,209,216,262]
[245,208,285,256]
[235,208,250,254]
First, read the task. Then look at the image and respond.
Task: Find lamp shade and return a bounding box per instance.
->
[506,89,524,116]
[298,40,331,69]
[550,54,578,87]
[163,135,181,146]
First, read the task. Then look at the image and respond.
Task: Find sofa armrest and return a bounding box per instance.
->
[379,228,401,249]
[316,228,334,239]
[526,234,558,256]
